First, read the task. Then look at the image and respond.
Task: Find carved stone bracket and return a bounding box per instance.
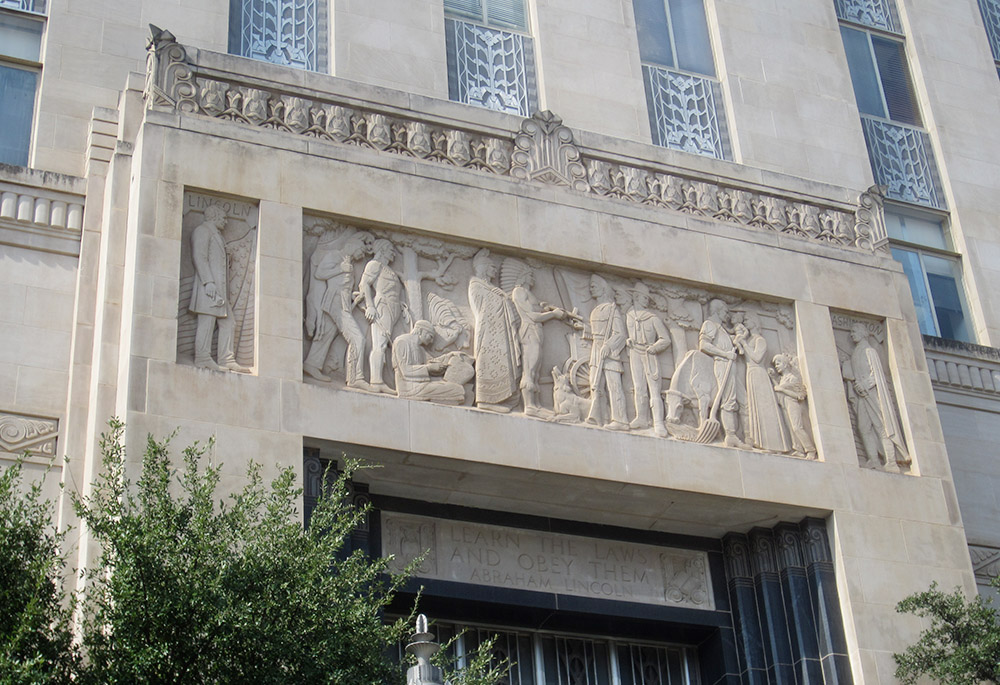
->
[0,412,58,456]
[510,110,588,190]
[145,25,198,112]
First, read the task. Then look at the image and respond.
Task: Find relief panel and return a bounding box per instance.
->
[177,191,258,372]
[302,217,817,458]
[832,312,910,472]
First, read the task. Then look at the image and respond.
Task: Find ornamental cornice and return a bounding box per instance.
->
[143,26,888,257]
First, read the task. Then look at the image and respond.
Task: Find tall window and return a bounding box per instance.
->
[887,209,972,342]
[632,0,730,160]
[0,1,43,167]
[976,0,1000,77]
[444,0,537,116]
[228,0,325,72]
[836,0,945,209]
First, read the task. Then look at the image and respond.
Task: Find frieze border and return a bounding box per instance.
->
[144,26,886,256]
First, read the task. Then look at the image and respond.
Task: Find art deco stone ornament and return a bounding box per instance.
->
[301,218,814,457]
[510,110,589,191]
[833,315,910,471]
[178,193,256,372]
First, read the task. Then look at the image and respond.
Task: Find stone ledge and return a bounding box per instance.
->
[924,336,1000,398]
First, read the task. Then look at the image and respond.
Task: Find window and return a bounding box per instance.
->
[0,3,43,167]
[632,0,729,160]
[887,210,972,342]
[228,0,325,71]
[836,0,945,209]
[444,0,537,116]
[976,0,1000,77]
[393,620,700,685]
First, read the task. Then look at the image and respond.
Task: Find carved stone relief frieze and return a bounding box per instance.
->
[302,216,815,458]
[0,412,58,456]
[177,192,257,372]
[831,313,910,472]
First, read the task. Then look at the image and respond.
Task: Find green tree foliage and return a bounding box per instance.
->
[73,420,504,684]
[894,580,1000,685]
[0,460,77,685]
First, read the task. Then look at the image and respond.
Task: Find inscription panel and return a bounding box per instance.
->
[382,513,714,610]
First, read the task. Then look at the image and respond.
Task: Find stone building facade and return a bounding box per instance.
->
[3,0,1000,681]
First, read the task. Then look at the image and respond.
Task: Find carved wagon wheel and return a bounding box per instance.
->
[567,357,591,397]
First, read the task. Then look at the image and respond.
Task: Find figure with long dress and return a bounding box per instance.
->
[468,249,520,413]
[736,313,789,452]
[771,353,817,458]
[844,323,910,468]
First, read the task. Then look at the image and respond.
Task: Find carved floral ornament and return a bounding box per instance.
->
[301,217,822,459]
[143,27,887,255]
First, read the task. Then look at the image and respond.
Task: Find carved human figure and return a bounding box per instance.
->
[356,238,405,393]
[699,300,746,447]
[771,353,817,459]
[303,231,369,385]
[736,313,789,452]
[391,320,465,405]
[626,281,670,436]
[844,322,910,468]
[585,276,629,431]
[508,259,568,416]
[468,249,520,413]
[189,205,248,373]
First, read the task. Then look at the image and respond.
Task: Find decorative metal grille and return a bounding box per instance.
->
[446,18,536,117]
[979,0,1000,61]
[238,0,317,71]
[552,637,604,685]
[643,65,729,160]
[861,116,945,209]
[834,0,898,32]
[0,0,43,11]
[617,643,694,685]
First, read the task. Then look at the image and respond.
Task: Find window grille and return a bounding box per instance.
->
[977,0,1000,63]
[0,0,44,13]
[445,18,536,116]
[617,643,695,685]
[230,0,321,71]
[643,65,729,160]
[860,117,945,209]
[834,0,898,33]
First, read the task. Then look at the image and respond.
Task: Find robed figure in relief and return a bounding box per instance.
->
[845,322,910,468]
[468,249,520,412]
[738,313,790,452]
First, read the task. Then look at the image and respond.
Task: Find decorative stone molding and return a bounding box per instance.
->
[302,217,816,457]
[144,29,888,257]
[0,412,58,457]
[924,336,1000,399]
[0,178,85,255]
